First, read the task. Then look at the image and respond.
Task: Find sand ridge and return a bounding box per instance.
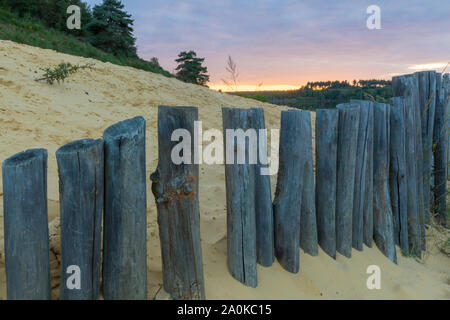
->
[0,40,448,300]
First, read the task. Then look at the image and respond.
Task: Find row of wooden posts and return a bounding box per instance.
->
[1,71,449,300]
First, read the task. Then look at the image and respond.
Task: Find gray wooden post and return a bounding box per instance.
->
[299,110,318,256]
[350,100,374,250]
[445,74,450,181]
[373,103,397,264]
[315,109,339,259]
[56,139,104,300]
[222,107,257,287]
[416,70,436,227]
[335,105,360,258]
[273,109,305,273]
[389,98,409,253]
[102,116,147,300]
[433,73,448,226]
[251,108,274,267]
[392,74,425,256]
[2,149,51,300]
[150,106,205,300]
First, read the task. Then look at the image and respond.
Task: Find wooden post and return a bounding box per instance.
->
[433,73,448,226]
[56,139,104,300]
[299,110,318,256]
[315,109,339,259]
[2,149,51,300]
[251,108,274,267]
[336,105,360,258]
[373,103,397,264]
[350,100,374,250]
[389,98,409,253]
[222,107,257,287]
[445,74,450,181]
[102,116,147,300]
[273,109,305,273]
[150,106,205,300]
[416,70,436,227]
[392,74,424,257]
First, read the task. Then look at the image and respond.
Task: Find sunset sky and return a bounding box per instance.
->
[85,0,450,91]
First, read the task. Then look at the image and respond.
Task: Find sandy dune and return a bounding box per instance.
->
[0,40,448,300]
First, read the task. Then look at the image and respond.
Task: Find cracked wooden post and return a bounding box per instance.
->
[2,149,51,300]
[417,70,436,227]
[389,98,409,254]
[150,106,205,300]
[433,73,448,227]
[298,110,318,256]
[222,107,257,287]
[336,105,360,258]
[445,74,450,182]
[315,109,339,259]
[373,103,397,264]
[274,109,304,273]
[251,108,274,267]
[102,116,147,300]
[349,100,374,250]
[56,139,104,300]
[392,74,423,257]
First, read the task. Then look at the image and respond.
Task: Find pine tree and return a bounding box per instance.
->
[175,51,210,86]
[87,0,137,57]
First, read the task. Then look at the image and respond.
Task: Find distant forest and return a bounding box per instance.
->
[236,79,393,109]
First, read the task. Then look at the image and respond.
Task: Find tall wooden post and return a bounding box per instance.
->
[251,108,274,267]
[299,110,318,256]
[56,139,104,300]
[103,116,147,300]
[433,73,448,226]
[315,109,339,259]
[150,106,205,300]
[389,98,409,253]
[350,100,374,250]
[273,109,307,273]
[2,149,51,300]
[373,103,397,263]
[222,108,257,287]
[335,105,360,258]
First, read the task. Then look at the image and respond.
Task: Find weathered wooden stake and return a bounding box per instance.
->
[273,109,306,273]
[389,98,409,253]
[2,149,51,300]
[417,70,436,227]
[350,100,374,250]
[222,107,257,287]
[336,105,360,258]
[150,106,205,300]
[102,116,147,300]
[251,108,275,267]
[56,139,104,300]
[373,103,397,263]
[315,109,339,259]
[433,73,448,226]
[299,110,318,256]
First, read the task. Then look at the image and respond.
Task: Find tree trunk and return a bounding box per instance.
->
[151,106,205,300]
[2,149,51,300]
[56,139,104,300]
[102,116,147,300]
[315,109,339,259]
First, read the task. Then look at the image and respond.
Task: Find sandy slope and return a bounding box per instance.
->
[0,40,448,300]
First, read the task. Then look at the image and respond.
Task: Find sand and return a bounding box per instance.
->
[0,40,448,300]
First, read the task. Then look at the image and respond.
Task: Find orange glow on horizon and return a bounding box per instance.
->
[209,84,301,92]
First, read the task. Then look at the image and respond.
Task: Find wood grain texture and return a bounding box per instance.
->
[150,106,205,300]
[102,117,147,300]
[2,149,51,300]
[373,103,397,264]
[56,139,104,300]
[222,107,257,287]
[315,109,339,259]
[335,105,360,258]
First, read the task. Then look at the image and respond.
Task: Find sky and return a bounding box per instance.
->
[85,0,450,91]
